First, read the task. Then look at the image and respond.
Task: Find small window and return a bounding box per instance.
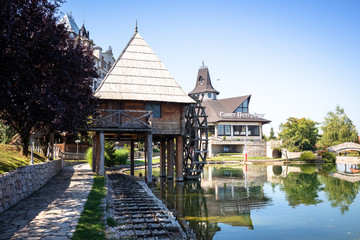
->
[208,93,212,98]
[233,125,246,136]
[145,103,161,118]
[248,126,260,136]
[234,98,249,113]
[218,125,231,136]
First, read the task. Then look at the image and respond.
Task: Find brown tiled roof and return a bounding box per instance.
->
[189,67,219,95]
[202,95,271,124]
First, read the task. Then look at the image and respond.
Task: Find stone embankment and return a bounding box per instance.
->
[106,171,187,239]
[0,159,65,214]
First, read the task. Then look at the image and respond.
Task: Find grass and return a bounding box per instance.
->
[72,175,107,240]
[0,144,46,174]
[125,157,161,165]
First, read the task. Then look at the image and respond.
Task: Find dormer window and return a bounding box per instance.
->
[234,98,249,113]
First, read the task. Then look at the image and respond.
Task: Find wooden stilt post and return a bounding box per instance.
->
[144,140,147,183]
[95,132,101,174]
[147,132,153,184]
[130,140,135,176]
[99,131,105,176]
[160,140,166,177]
[92,132,96,172]
[175,135,183,181]
[167,137,174,179]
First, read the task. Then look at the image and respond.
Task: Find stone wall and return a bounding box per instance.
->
[0,159,65,214]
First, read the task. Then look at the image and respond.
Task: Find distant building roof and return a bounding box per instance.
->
[189,65,219,96]
[95,30,195,104]
[58,12,80,35]
[202,96,271,124]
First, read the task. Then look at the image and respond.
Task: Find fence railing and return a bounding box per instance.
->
[88,109,152,129]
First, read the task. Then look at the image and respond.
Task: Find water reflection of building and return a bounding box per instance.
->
[156,166,272,239]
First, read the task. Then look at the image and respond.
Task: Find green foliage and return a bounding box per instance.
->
[0,121,15,144]
[319,174,360,214]
[281,172,322,206]
[72,176,106,240]
[86,147,92,166]
[222,136,226,141]
[106,217,118,227]
[322,151,336,163]
[269,127,276,140]
[137,142,144,151]
[319,106,358,147]
[114,148,128,165]
[299,151,316,161]
[279,117,319,151]
[300,164,317,174]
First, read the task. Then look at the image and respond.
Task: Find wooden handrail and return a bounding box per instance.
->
[88,109,152,129]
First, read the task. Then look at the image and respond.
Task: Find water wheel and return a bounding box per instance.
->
[183,100,208,180]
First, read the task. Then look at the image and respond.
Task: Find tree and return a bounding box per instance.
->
[269,127,276,140]
[0,0,98,156]
[318,106,358,147]
[281,172,322,207]
[279,117,319,151]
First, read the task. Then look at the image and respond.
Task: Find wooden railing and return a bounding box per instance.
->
[88,109,152,130]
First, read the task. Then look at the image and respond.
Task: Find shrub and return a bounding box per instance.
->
[86,147,92,166]
[299,151,316,161]
[322,151,336,163]
[300,164,317,174]
[114,148,128,165]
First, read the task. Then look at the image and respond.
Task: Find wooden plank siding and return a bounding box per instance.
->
[98,100,185,135]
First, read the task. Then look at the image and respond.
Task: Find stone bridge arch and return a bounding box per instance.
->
[327,142,360,155]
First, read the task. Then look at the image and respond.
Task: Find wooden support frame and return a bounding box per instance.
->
[175,135,183,181]
[99,131,105,176]
[167,137,174,179]
[160,140,166,177]
[130,140,135,176]
[147,133,153,183]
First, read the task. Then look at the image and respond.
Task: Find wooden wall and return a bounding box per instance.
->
[99,100,186,136]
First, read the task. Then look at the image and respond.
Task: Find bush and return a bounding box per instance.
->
[114,148,128,165]
[322,151,336,163]
[300,164,317,174]
[299,151,316,161]
[86,147,92,166]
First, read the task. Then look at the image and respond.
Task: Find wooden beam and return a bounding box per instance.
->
[175,135,183,181]
[99,131,105,176]
[130,140,135,176]
[167,137,174,179]
[160,140,166,177]
[147,132,153,183]
[95,131,101,174]
[92,133,96,172]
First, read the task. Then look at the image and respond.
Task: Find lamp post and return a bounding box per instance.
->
[30,139,34,165]
[75,139,81,154]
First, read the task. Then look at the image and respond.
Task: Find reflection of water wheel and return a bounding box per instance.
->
[183,101,208,180]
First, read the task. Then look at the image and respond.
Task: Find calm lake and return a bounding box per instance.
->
[132,162,360,239]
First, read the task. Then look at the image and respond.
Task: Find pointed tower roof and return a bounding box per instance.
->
[189,64,219,96]
[95,30,195,104]
[58,13,80,35]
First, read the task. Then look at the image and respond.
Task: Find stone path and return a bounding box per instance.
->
[0,163,93,240]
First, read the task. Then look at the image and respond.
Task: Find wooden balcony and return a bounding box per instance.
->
[87,109,152,131]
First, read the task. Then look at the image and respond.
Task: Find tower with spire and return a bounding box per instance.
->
[188,62,219,100]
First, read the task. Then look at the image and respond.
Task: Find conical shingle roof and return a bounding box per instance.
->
[95,32,195,104]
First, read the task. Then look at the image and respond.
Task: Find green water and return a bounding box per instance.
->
[130,163,360,239]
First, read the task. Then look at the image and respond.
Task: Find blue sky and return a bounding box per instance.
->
[59,0,360,136]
